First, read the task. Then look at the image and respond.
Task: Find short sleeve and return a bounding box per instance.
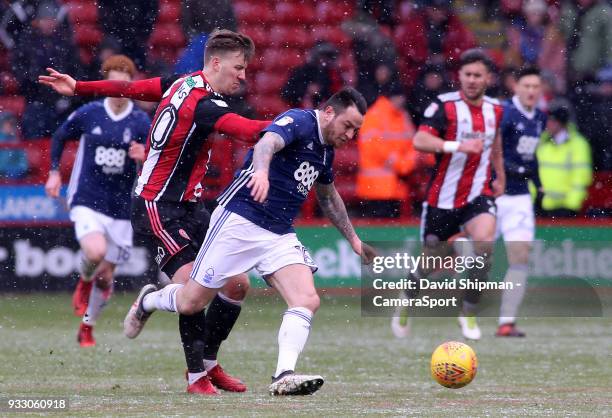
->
[194,97,235,131]
[160,74,182,94]
[261,109,308,146]
[418,99,447,137]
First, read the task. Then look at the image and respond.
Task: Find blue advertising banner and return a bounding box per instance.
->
[0,186,70,223]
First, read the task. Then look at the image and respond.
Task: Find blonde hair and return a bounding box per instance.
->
[204,29,255,64]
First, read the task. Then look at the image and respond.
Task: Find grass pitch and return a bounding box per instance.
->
[0,292,610,417]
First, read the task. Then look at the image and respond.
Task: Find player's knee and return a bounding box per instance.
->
[223,275,250,301]
[301,292,320,313]
[178,299,203,315]
[83,247,106,265]
[469,225,496,242]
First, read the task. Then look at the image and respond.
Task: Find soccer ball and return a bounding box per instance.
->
[430,341,478,389]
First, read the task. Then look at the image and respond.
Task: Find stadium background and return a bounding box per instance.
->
[0,0,610,289]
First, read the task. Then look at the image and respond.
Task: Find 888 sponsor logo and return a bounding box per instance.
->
[294,161,319,196]
[516,135,539,158]
[95,146,126,174]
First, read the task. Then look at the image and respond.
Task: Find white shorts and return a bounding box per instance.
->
[495,194,535,242]
[69,205,133,265]
[191,207,318,289]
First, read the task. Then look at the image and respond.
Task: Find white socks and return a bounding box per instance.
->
[274,307,313,378]
[499,264,528,325]
[203,359,218,372]
[83,282,113,326]
[188,371,206,385]
[142,283,183,313]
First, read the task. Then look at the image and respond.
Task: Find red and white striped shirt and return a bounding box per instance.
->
[418,91,503,209]
[75,72,270,203]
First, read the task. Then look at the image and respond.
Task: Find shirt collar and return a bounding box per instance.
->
[512,95,536,120]
[553,129,569,145]
[104,98,133,122]
[314,110,325,144]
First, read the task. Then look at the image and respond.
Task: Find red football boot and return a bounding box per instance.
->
[495,323,526,337]
[77,323,96,347]
[187,376,219,395]
[72,278,93,317]
[207,365,247,392]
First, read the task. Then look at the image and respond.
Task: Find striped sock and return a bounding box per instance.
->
[274,307,313,378]
[143,283,182,313]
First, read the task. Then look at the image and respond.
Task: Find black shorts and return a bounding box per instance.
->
[420,195,496,243]
[131,197,211,277]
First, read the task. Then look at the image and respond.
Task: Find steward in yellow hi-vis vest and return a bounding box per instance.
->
[537,104,592,213]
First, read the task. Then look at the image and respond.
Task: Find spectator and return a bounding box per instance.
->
[583,64,612,170]
[182,0,236,40]
[356,84,429,218]
[407,64,451,125]
[394,0,477,88]
[0,0,70,50]
[176,0,237,74]
[505,0,566,90]
[281,42,342,108]
[358,0,396,28]
[0,112,28,179]
[495,66,519,101]
[98,0,158,70]
[83,36,123,81]
[560,0,611,171]
[359,63,404,106]
[560,0,612,87]
[342,12,398,102]
[537,101,593,217]
[11,0,83,139]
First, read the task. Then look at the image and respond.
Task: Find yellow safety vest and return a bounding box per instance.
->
[537,125,592,211]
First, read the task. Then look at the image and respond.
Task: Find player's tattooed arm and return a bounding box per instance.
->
[315,183,376,264]
[247,132,286,203]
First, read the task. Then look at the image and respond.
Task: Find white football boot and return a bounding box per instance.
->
[269,371,324,395]
[458,313,481,340]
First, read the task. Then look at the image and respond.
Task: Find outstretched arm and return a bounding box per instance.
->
[314,182,376,263]
[39,67,164,101]
[246,132,286,202]
[214,114,271,143]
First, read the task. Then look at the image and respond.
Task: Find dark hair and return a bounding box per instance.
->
[548,101,571,124]
[204,29,255,64]
[323,87,367,115]
[102,55,136,79]
[515,65,541,81]
[458,48,494,72]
